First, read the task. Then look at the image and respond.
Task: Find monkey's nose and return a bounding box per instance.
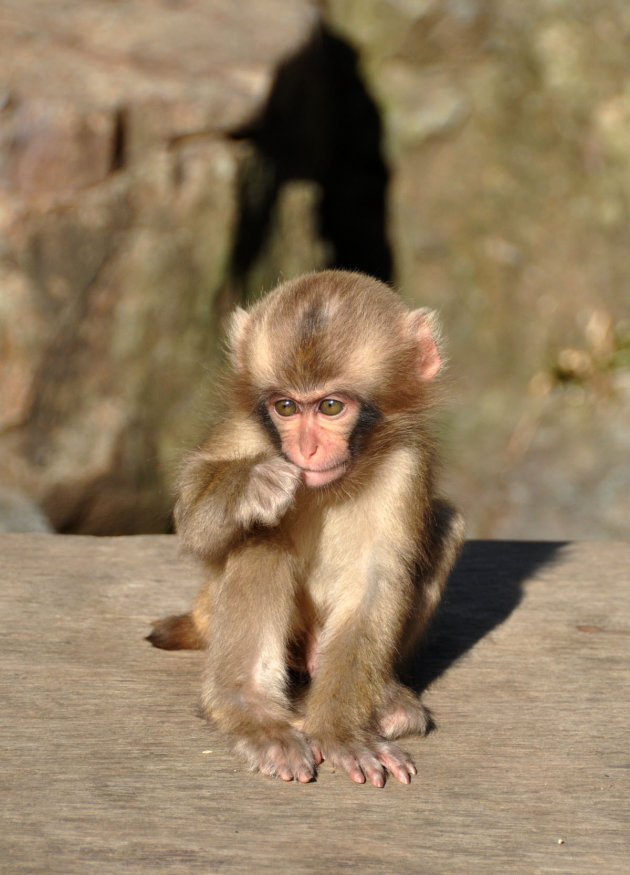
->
[298,426,318,459]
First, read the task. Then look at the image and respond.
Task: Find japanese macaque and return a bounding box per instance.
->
[148,270,465,787]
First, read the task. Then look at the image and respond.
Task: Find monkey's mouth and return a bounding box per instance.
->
[302,463,347,488]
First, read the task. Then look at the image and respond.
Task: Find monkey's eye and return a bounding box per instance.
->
[274,399,298,417]
[319,399,345,416]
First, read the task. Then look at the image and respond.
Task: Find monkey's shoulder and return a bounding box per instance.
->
[367,443,432,493]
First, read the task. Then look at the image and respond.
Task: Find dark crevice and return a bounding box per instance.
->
[111,108,127,173]
[318,33,392,280]
[229,25,392,298]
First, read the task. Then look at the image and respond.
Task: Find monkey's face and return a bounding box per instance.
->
[230,272,442,489]
[265,392,361,487]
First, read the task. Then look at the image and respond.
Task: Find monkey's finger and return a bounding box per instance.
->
[349,766,368,785]
[295,768,315,783]
[364,764,387,788]
[382,759,412,785]
[275,739,317,783]
[310,742,324,764]
[337,750,383,786]
[376,747,417,784]
[353,752,389,788]
[260,762,294,780]
[259,744,291,780]
[333,752,368,785]
[286,749,316,783]
[276,763,314,783]
[258,743,297,782]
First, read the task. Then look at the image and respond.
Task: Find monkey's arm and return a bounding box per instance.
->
[150,417,301,650]
[200,536,317,784]
[174,418,301,562]
[302,554,418,787]
[303,456,465,787]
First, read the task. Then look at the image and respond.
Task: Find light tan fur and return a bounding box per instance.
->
[147,270,465,787]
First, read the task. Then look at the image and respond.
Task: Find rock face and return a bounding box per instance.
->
[0,1,322,532]
[325,0,630,539]
[1,0,629,538]
[0,0,396,533]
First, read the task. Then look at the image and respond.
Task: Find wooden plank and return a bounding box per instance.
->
[0,535,628,873]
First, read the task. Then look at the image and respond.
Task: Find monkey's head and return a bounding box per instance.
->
[228,271,442,487]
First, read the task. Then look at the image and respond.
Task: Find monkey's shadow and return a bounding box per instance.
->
[405,540,565,694]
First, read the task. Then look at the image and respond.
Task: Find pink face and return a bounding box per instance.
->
[266,393,361,487]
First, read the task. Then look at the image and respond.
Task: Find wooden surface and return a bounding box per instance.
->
[1,534,628,874]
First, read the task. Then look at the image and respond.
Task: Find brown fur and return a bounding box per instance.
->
[149,270,465,787]
[146,613,205,650]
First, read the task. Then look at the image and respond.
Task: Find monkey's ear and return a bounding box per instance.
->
[227,307,250,372]
[407,308,442,381]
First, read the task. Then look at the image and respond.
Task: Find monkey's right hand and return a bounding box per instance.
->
[175,452,302,560]
[235,456,302,529]
[309,734,417,788]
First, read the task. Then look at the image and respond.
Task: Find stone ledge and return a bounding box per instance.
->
[1,535,628,873]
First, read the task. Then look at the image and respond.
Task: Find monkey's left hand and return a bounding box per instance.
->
[309,734,417,788]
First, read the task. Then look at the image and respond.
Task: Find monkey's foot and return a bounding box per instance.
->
[377,683,434,739]
[309,735,417,788]
[235,728,317,784]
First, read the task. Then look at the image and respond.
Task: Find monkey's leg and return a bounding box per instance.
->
[401,498,466,655]
[202,538,316,784]
[376,499,466,740]
[376,682,433,738]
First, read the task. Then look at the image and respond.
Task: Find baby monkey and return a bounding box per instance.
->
[148,270,464,787]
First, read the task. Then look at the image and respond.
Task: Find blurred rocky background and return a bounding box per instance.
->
[0,0,628,539]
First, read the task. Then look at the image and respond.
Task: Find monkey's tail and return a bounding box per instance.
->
[146,613,206,650]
